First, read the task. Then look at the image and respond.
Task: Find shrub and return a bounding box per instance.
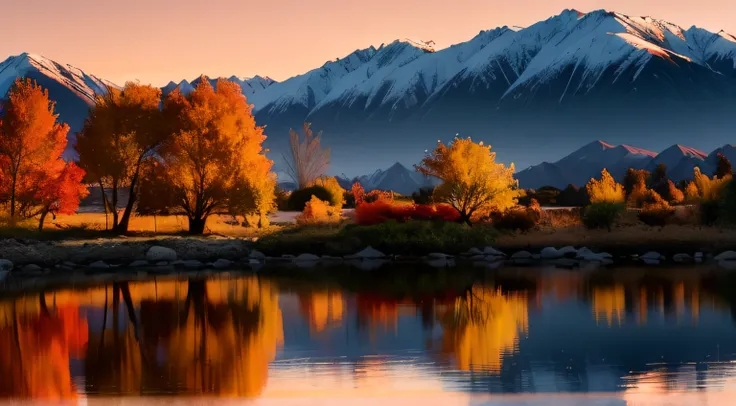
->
[539,208,582,228]
[638,194,675,227]
[355,200,460,226]
[700,200,721,226]
[491,206,539,232]
[296,196,340,225]
[586,169,625,204]
[287,185,332,211]
[311,176,345,209]
[557,184,590,207]
[582,203,624,231]
[412,187,435,204]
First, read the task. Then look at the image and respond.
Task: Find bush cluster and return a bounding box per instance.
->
[582,203,624,231]
[355,200,460,226]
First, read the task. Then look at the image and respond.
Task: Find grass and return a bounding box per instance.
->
[0,212,281,241]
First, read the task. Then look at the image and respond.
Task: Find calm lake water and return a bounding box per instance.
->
[2,266,736,405]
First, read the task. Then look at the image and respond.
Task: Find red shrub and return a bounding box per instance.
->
[355,201,460,225]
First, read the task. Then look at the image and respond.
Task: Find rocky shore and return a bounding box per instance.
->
[4,234,736,284]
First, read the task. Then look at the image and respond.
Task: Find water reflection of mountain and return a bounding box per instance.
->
[1,267,736,399]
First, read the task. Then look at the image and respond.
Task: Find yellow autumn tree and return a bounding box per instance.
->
[693,166,731,202]
[160,77,275,234]
[586,169,625,204]
[76,82,165,232]
[416,137,518,225]
[310,175,345,209]
[685,181,700,202]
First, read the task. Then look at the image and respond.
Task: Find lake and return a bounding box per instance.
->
[1,266,736,405]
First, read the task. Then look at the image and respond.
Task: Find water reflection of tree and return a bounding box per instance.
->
[298,290,344,334]
[83,277,284,397]
[0,293,88,400]
[435,286,528,374]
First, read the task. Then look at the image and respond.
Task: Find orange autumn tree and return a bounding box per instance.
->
[159,78,274,234]
[76,82,165,233]
[0,79,87,228]
[416,137,518,225]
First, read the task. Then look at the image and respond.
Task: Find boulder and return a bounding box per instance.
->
[183,260,204,269]
[146,246,177,262]
[427,258,455,268]
[469,255,486,262]
[347,258,388,271]
[642,258,661,265]
[89,261,110,269]
[0,259,13,272]
[558,246,577,257]
[641,252,663,261]
[511,251,532,259]
[346,246,386,260]
[156,261,169,266]
[428,253,453,259]
[22,264,42,273]
[715,251,736,261]
[213,259,233,269]
[129,260,149,268]
[483,247,505,256]
[467,247,483,255]
[295,254,320,262]
[673,254,693,263]
[249,250,266,260]
[540,247,562,259]
[719,260,736,270]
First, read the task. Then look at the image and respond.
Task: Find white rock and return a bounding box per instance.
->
[642,258,660,265]
[146,246,177,262]
[156,261,169,266]
[347,246,386,259]
[641,252,663,261]
[89,261,110,269]
[483,247,505,256]
[249,250,266,260]
[540,247,562,259]
[248,258,262,266]
[347,258,388,271]
[427,258,455,268]
[467,247,483,255]
[511,251,532,259]
[597,252,613,259]
[469,255,486,262]
[428,253,452,259]
[0,259,13,272]
[715,251,736,261]
[295,253,320,262]
[673,254,693,263]
[695,252,704,258]
[576,247,594,258]
[22,264,42,272]
[558,246,577,256]
[129,260,149,267]
[213,259,233,269]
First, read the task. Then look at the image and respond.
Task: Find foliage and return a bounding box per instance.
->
[665,180,685,204]
[718,179,736,224]
[651,163,668,185]
[229,172,277,228]
[685,181,700,202]
[538,208,583,228]
[364,189,394,203]
[556,184,590,207]
[716,153,733,179]
[137,161,176,215]
[284,122,330,189]
[0,79,87,230]
[351,183,365,206]
[581,203,624,231]
[416,137,518,225]
[76,82,165,232]
[355,200,460,226]
[157,78,274,234]
[586,169,625,204]
[623,168,650,197]
[310,176,345,209]
[275,186,291,211]
[638,192,675,227]
[296,196,341,225]
[287,185,332,211]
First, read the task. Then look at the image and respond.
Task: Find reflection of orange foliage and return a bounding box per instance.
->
[0,302,88,400]
[299,291,344,333]
[593,286,626,326]
[436,287,528,373]
[356,295,399,332]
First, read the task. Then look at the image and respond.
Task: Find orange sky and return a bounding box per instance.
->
[4,0,736,86]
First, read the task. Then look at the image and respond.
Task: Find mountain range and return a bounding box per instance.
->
[516,140,736,189]
[2,9,736,176]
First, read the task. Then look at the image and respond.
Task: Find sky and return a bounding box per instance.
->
[3,0,736,86]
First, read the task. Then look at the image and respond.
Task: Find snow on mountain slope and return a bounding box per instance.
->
[0,52,116,103]
[248,46,377,115]
[308,40,434,114]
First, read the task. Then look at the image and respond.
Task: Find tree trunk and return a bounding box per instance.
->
[258,211,269,228]
[188,216,207,234]
[115,171,140,234]
[99,181,110,231]
[111,185,119,228]
[38,210,48,231]
[459,213,473,227]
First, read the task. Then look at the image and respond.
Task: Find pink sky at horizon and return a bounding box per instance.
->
[4,0,736,87]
